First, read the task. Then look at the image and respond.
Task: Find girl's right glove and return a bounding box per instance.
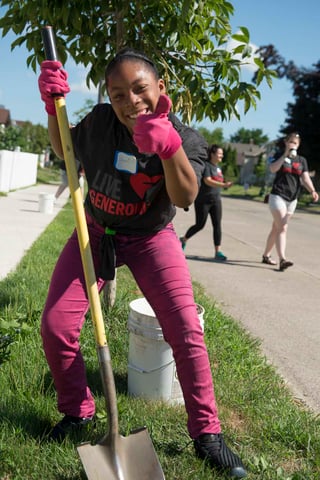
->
[38,60,70,116]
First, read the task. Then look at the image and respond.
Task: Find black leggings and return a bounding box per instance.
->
[185,196,222,247]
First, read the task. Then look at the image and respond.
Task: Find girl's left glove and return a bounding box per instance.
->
[133,94,182,159]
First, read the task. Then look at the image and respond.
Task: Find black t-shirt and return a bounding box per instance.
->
[196,161,224,201]
[71,103,207,234]
[270,152,308,201]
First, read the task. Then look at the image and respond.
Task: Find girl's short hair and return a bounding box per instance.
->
[105,47,159,85]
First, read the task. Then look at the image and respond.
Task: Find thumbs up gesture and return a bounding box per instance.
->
[133,94,182,160]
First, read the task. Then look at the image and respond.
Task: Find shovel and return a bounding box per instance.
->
[41,26,165,480]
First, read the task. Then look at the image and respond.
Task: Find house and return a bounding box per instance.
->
[0,106,12,128]
[225,140,266,184]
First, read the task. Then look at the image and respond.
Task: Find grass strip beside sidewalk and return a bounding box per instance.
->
[0,204,319,480]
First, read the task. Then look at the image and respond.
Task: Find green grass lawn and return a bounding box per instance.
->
[36,165,61,185]
[0,198,319,479]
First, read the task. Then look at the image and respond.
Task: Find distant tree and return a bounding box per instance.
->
[0,126,24,151]
[229,128,269,145]
[222,144,239,181]
[21,122,50,153]
[255,44,320,175]
[72,99,96,124]
[254,154,267,183]
[280,62,320,173]
[253,44,300,82]
[0,1,275,125]
[196,127,224,146]
[0,122,49,153]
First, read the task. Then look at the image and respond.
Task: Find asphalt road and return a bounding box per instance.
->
[173,196,320,414]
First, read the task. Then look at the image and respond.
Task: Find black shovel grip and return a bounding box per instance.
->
[41,26,58,61]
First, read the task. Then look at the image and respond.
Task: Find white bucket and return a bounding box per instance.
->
[127,297,204,404]
[38,193,55,214]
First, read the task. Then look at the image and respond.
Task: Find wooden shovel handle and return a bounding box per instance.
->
[41,25,120,439]
[41,26,106,347]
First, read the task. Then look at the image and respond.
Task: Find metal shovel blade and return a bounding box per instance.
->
[77,427,165,480]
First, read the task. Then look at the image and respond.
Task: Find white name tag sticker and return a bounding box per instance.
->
[114,151,137,174]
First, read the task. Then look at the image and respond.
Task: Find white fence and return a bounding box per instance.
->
[0,149,38,193]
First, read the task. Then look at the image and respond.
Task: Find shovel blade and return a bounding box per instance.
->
[77,427,165,480]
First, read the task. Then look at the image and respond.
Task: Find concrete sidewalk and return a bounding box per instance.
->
[0,184,69,280]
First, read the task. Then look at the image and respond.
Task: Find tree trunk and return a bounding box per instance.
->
[103,270,117,309]
[101,9,126,308]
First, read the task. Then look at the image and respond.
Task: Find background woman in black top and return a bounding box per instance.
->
[262,132,318,271]
[180,144,232,260]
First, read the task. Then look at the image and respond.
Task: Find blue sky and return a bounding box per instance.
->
[0,0,319,141]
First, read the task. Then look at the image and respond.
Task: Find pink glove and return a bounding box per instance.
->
[133,94,182,160]
[38,61,70,115]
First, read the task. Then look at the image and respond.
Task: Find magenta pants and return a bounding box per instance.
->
[41,216,221,438]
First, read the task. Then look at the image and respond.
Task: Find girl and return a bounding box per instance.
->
[38,48,246,478]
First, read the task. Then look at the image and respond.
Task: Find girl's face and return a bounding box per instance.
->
[210,148,224,164]
[106,60,165,134]
[285,134,300,150]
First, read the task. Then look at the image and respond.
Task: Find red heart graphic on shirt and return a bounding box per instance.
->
[130,173,163,199]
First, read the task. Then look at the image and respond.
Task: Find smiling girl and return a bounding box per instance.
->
[38,48,246,478]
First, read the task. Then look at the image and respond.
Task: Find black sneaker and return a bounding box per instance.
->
[48,414,94,442]
[194,433,247,478]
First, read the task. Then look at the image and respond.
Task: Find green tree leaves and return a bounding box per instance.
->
[0,0,275,124]
[230,127,269,146]
[0,122,49,153]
